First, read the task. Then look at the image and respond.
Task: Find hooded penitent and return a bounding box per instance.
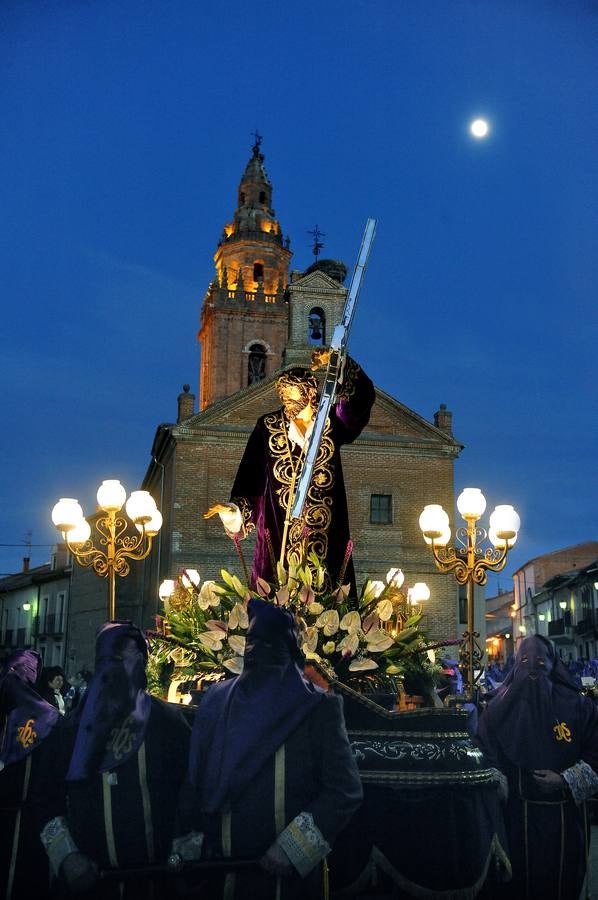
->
[188,598,322,812]
[66,621,151,781]
[478,634,593,771]
[0,649,59,769]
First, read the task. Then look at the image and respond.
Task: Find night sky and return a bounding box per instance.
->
[1,1,597,593]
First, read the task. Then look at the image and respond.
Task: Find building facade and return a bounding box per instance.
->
[0,547,71,668]
[511,541,598,658]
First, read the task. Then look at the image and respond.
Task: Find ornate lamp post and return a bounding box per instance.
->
[52,480,162,620]
[376,569,431,637]
[419,488,520,699]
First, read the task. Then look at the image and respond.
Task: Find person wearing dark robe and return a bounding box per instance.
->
[39,622,191,898]
[0,649,60,900]
[174,598,363,899]
[205,354,375,595]
[476,634,598,900]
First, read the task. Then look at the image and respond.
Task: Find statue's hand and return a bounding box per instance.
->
[204,502,237,520]
[311,348,331,370]
[204,502,243,536]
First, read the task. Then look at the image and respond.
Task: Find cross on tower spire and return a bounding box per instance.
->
[251,129,263,158]
[308,224,325,260]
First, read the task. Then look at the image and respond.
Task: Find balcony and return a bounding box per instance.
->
[548,614,573,644]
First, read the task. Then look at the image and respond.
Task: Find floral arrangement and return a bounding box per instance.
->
[147,554,453,701]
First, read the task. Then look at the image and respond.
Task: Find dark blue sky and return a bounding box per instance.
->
[1,0,597,591]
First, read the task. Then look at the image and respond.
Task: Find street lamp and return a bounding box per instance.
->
[51,480,162,621]
[419,488,520,699]
[373,568,431,638]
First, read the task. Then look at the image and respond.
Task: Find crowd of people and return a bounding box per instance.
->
[1,603,362,900]
[2,618,597,899]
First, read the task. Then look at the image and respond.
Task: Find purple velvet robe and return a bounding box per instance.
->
[231,359,375,594]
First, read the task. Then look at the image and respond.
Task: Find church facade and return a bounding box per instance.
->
[142,141,463,643]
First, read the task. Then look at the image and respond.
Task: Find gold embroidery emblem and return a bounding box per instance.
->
[553,721,572,742]
[16,718,37,749]
[107,715,136,760]
[266,411,335,588]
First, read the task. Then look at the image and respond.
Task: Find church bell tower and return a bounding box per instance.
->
[198,138,292,410]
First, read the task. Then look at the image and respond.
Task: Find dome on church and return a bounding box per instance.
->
[303,258,348,284]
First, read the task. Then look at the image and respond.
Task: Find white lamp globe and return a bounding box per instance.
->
[97,480,127,513]
[51,498,84,532]
[419,504,450,539]
[409,582,431,604]
[424,526,451,547]
[181,568,200,589]
[489,505,520,540]
[126,490,157,523]
[159,579,176,601]
[488,527,517,550]
[135,509,163,537]
[386,568,405,589]
[68,518,91,546]
[457,488,486,519]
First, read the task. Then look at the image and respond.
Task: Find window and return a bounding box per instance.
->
[259,191,266,204]
[248,344,266,385]
[308,307,326,346]
[370,494,392,524]
[253,262,264,282]
[56,593,66,633]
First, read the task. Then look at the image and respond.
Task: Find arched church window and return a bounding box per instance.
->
[248,343,267,385]
[239,191,246,204]
[259,191,266,204]
[253,262,264,282]
[308,307,326,346]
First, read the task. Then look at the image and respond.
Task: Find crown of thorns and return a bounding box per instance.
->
[276,368,318,396]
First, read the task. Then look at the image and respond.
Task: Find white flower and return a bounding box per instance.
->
[340,611,361,633]
[366,628,394,652]
[322,641,336,655]
[309,602,324,616]
[228,602,249,630]
[376,598,394,622]
[315,609,340,636]
[198,631,225,651]
[198,580,221,610]
[228,634,246,655]
[338,632,360,657]
[303,626,319,652]
[349,657,379,672]
[427,648,436,664]
[223,656,244,674]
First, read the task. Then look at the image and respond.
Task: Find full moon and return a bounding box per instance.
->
[470,118,490,139]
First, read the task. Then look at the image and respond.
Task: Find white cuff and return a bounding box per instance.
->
[219,505,243,534]
[276,811,331,877]
[40,816,78,878]
[171,831,204,862]
[561,760,598,804]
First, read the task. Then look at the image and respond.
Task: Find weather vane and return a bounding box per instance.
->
[251,129,263,157]
[308,224,325,260]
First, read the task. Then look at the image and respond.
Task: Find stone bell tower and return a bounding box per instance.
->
[198,137,292,410]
